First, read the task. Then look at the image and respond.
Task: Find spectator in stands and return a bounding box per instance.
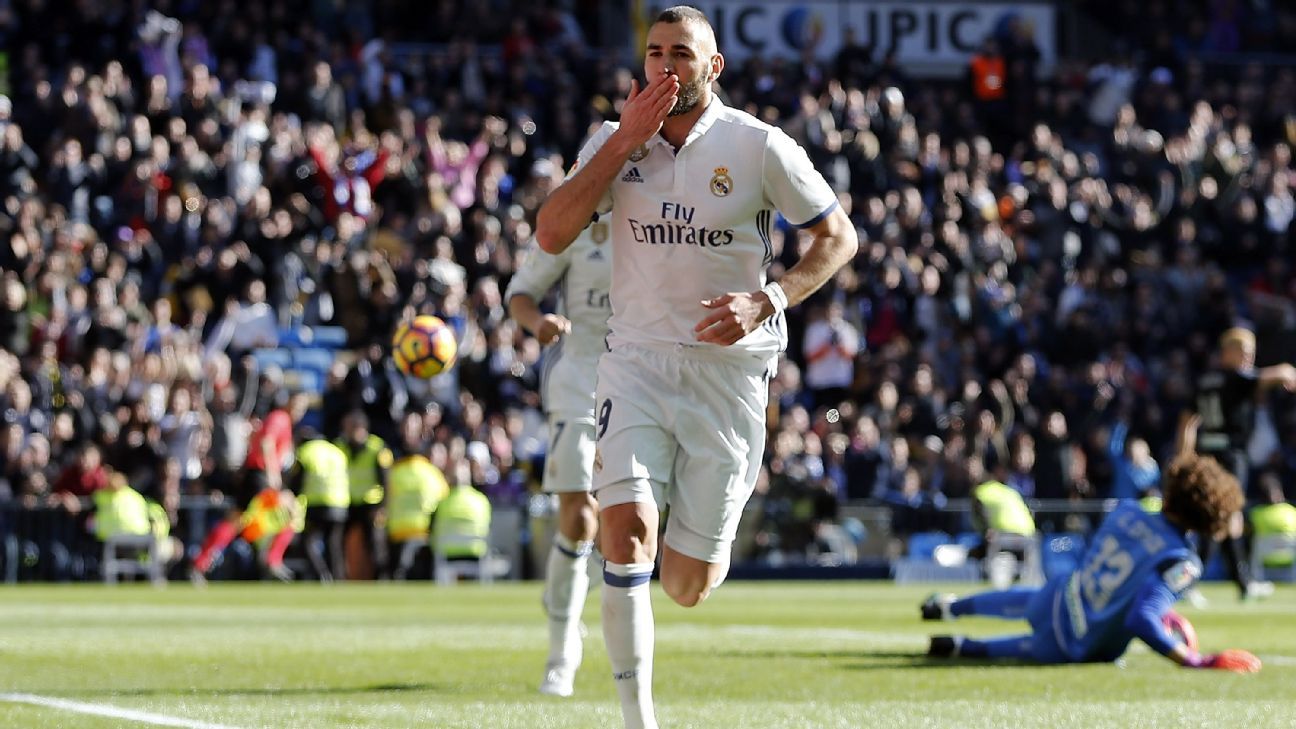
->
[1108,420,1161,501]
[802,301,861,411]
[53,443,110,511]
[1033,412,1075,501]
[0,0,1295,583]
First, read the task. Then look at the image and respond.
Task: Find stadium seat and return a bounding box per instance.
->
[1250,535,1296,582]
[906,532,951,560]
[1042,533,1088,581]
[252,348,292,370]
[285,368,323,393]
[813,523,859,566]
[433,533,493,586]
[293,348,335,372]
[986,532,1045,587]
[277,328,308,348]
[954,532,982,550]
[297,410,324,433]
[309,326,348,348]
[102,534,165,587]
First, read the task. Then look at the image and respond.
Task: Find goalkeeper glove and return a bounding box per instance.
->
[1184,649,1262,673]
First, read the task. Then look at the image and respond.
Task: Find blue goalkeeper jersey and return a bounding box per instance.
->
[1046,501,1200,661]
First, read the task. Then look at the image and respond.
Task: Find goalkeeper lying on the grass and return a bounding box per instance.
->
[923,451,1261,673]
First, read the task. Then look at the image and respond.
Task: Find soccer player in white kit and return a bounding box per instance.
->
[535,6,859,728]
[505,217,612,698]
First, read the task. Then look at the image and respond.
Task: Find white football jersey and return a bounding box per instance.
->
[570,97,839,363]
[506,220,613,422]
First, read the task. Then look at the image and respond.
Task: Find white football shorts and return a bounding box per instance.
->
[592,341,773,563]
[543,417,597,494]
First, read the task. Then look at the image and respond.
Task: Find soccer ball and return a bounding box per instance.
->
[392,315,457,378]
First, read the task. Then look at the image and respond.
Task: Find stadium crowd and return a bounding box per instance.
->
[0,0,1294,575]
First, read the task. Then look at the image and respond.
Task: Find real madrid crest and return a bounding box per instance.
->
[710,166,733,197]
[629,144,650,162]
[590,222,609,245]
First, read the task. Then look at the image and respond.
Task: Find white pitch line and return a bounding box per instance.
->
[0,693,243,729]
[1261,655,1296,667]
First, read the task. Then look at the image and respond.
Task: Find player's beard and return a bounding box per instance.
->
[668,72,708,117]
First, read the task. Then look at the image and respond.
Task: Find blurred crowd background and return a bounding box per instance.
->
[1,0,1295,577]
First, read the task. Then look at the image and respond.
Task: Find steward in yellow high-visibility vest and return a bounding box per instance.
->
[385,454,451,579]
[973,480,1036,537]
[433,481,492,559]
[93,475,151,540]
[292,434,350,581]
[94,472,181,567]
[1251,477,1296,568]
[338,429,391,506]
[386,454,450,543]
[336,411,393,578]
[296,438,350,510]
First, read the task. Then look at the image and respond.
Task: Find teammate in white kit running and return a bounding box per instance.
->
[506,217,612,698]
[535,6,859,728]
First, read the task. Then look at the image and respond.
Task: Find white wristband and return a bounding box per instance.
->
[760,282,788,315]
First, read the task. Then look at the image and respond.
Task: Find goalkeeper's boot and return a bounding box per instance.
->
[921,593,956,621]
[928,636,964,658]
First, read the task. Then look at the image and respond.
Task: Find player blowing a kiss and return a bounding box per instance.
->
[536,6,858,728]
[922,451,1261,673]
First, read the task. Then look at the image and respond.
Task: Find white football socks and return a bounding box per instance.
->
[602,561,657,729]
[546,534,593,670]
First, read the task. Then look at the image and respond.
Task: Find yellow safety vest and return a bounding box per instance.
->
[1251,503,1296,567]
[297,439,351,509]
[386,455,450,541]
[974,481,1036,537]
[147,502,171,540]
[337,435,393,505]
[433,484,491,558]
[93,486,152,540]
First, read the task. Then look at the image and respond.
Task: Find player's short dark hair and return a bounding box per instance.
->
[656,5,712,29]
[1161,454,1244,537]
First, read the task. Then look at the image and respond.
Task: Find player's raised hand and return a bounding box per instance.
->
[613,72,679,149]
[694,292,771,346]
[1194,649,1262,673]
[536,313,572,346]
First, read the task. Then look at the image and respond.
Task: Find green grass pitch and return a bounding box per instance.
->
[0,581,1292,728]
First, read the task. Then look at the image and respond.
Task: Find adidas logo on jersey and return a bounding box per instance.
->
[621,167,644,183]
[588,249,604,260]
